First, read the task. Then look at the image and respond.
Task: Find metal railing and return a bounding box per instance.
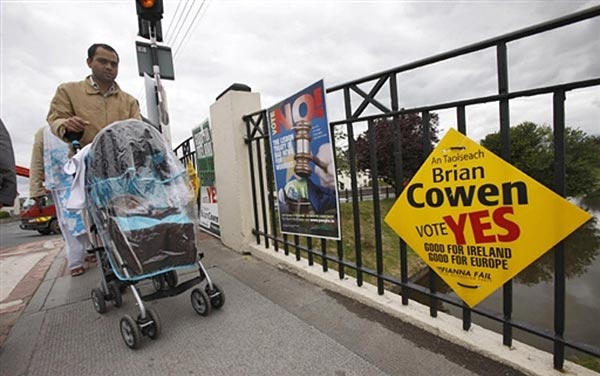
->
[242,6,600,370]
[173,137,196,168]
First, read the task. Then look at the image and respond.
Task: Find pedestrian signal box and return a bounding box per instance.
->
[135,41,174,80]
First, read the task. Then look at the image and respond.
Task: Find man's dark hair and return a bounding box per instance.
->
[87,43,120,62]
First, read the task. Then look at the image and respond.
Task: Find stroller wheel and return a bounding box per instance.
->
[190,288,212,316]
[91,288,107,314]
[120,314,141,349]
[142,307,161,340]
[165,270,178,289]
[152,276,166,291]
[108,281,123,308]
[205,283,225,309]
[118,281,128,293]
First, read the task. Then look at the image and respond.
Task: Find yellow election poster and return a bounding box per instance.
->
[385,128,592,308]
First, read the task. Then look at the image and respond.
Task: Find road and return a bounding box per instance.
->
[0,219,61,251]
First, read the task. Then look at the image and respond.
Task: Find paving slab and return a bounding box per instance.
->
[0,235,529,376]
[2,269,389,376]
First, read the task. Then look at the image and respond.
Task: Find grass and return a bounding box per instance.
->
[273,197,426,286]
[568,355,600,373]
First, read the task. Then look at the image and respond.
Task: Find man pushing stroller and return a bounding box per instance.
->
[42,43,224,349]
[34,43,139,276]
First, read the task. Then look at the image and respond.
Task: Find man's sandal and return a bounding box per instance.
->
[70,267,85,277]
[85,255,97,263]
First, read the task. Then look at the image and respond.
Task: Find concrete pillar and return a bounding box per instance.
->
[209,87,262,252]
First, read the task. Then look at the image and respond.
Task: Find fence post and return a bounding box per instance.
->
[209,86,262,252]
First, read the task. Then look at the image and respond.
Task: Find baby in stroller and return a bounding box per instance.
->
[79,119,224,349]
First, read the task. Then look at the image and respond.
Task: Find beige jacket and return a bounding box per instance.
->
[29,128,45,198]
[47,76,141,147]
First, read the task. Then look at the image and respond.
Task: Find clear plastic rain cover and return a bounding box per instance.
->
[85,120,199,281]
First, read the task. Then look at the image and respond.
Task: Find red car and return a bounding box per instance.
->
[19,196,61,235]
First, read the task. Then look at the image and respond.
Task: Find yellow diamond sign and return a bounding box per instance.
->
[384,128,592,307]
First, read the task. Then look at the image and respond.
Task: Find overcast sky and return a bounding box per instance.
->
[1,0,599,196]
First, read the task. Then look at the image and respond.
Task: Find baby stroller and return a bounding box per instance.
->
[80,119,224,349]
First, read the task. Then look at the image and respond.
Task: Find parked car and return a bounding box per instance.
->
[19,196,60,235]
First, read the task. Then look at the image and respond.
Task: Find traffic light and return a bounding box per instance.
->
[138,17,163,41]
[136,0,163,22]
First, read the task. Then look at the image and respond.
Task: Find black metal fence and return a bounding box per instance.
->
[242,6,600,371]
[173,138,196,169]
[338,186,395,202]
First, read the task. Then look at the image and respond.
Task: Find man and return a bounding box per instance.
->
[30,127,90,276]
[47,43,141,147]
[0,119,17,208]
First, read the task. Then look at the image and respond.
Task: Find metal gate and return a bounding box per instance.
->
[243,6,600,370]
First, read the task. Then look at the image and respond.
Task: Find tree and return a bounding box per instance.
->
[583,134,600,207]
[516,217,599,285]
[353,113,440,189]
[480,122,600,284]
[480,122,600,198]
[333,126,350,177]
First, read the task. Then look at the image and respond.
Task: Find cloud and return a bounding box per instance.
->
[2,0,599,198]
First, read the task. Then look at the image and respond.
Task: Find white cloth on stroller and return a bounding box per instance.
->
[64,144,91,210]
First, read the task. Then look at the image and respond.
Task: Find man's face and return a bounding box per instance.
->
[87,47,119,84]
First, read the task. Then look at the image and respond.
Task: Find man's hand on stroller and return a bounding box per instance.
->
[64,116,90,132]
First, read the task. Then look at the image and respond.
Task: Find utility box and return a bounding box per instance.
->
[135,41,175,80]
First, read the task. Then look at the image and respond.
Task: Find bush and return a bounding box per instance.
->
[0,211,10,219]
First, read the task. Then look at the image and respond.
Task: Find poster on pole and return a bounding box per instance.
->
[267,80,341,240]
[192,119,220,237]
[143,73,159,130]
[143,72,171,147]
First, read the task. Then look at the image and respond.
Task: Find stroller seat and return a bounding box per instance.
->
[107,195,197,278]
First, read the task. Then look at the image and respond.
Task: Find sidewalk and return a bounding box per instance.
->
[0,234,528,376]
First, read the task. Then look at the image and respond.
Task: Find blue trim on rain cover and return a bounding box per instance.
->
[113,213,192,231]
[87,168,186,206]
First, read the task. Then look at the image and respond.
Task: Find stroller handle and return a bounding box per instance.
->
[65,130,84,153]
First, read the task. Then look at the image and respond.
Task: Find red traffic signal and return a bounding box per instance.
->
[136,0,163,22]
